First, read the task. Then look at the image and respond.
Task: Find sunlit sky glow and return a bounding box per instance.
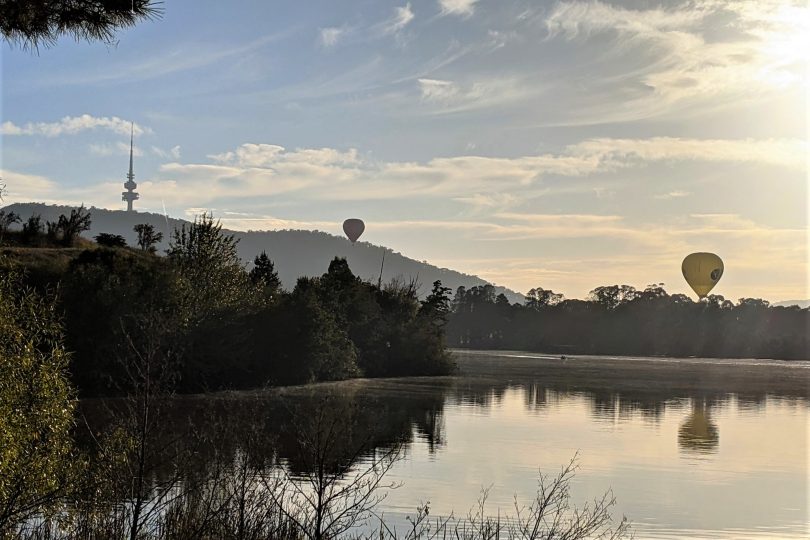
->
[2,0,808,300]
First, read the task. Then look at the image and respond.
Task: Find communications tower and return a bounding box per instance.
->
[122,123,139,212]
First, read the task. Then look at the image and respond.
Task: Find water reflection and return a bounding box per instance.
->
[78,353,809,539]
[678,400,719,454]
[79,354,809,478]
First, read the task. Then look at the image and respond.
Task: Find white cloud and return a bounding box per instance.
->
[567,137,806,170]
[319,27,346,48]
[541,0,809,122]
[0,170,58,202]
[142,136,805,209]
[439,0,478,17]
[453,192,518,210]
[151,145,182,159]
[89,142,144,157]
[654,190,691,200]
[1,114,150,137]
[384,3,415,34]
[544,1,705,40]
[209,144,359,168]
[418,78,459,102]
[8,137,800,215]
[415,76,532,114]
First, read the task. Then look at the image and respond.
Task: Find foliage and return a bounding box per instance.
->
[269,396,403,540]
[21,213,44,245]
[94,232,127,248]
[525,287,564,309]
[0,266,76,530]
[0,0,163,49]
[7,215,454,396]
[133,223,162,253]
[46,205,92,246]
[167,213,259,323]
[0,209,20,244]
[59,247,179,395]
[447,283,809,359]
[249,250,282,294]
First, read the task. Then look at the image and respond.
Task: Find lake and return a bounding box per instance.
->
[83,350,809,539]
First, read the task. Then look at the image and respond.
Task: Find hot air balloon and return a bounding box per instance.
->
[342,218,365,244]
[682,252,723,299]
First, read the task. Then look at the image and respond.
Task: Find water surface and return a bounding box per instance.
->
[84,350,810,539]
[371,351,809,539]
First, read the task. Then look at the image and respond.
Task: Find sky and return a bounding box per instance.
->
[1,0,808,301]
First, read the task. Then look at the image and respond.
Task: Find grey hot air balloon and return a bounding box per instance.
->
[343,218,365,244]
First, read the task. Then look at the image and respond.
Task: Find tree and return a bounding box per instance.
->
[419,280,452,331]
[525,287,564,309]
[95,232,127,248]
[737,298,770,308]
[588,285,638,309]
[133,223,163,253]
[50,205,92,246]
[266,397,403,540]
[0,267,76,530]
[1,0,162,49]
[0,209,20,244]
[21,214,43,245]
[167,213,256,321]
[113,312,183,540]
[249,250,281,293]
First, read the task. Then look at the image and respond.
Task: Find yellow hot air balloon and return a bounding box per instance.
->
[342,218,365,244]
[682,252,723,299]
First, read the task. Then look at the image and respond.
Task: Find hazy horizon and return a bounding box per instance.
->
[2,0,807,300]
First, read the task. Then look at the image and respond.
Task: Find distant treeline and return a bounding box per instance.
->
[447,284,809,360]
[1,208,453,396]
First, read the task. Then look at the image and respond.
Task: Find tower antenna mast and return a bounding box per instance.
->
[122,122,140,212]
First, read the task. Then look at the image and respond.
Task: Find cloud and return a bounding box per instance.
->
[319,27,347,47]
[541,0,809,122]
[89,142,144,157]
[416,76,529,112]
[383,3,415,34]
[151,145,182,159]
[654,190,691,200]
[1,115,150,137]
[209,144,359,168]
[567,137,806,170]
[27,32,294,88]
[439,0,478,17]
[418,78,459,102]
[213,214,340,232]
[453,192,519,210]
[7,136,800,215]
[131,136,805,210]
[0,170,58,202]
[544,1,705,40]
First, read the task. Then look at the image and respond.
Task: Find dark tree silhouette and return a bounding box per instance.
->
[94,232,127,248]
[48,205,92,246]
[525,287,564,309]
[133,223,163,253]
[0,0,163,49]
[21,214,43,245]
[0,210,20,244]
[249,251,281,292]
[447,283,809,360]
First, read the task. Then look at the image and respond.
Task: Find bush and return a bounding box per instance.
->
[0,266,76,530]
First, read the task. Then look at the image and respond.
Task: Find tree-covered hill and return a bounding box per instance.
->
[2,203,522,302]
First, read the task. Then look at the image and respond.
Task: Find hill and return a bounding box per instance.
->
[773,300,810,309]
[2,203,523,302]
